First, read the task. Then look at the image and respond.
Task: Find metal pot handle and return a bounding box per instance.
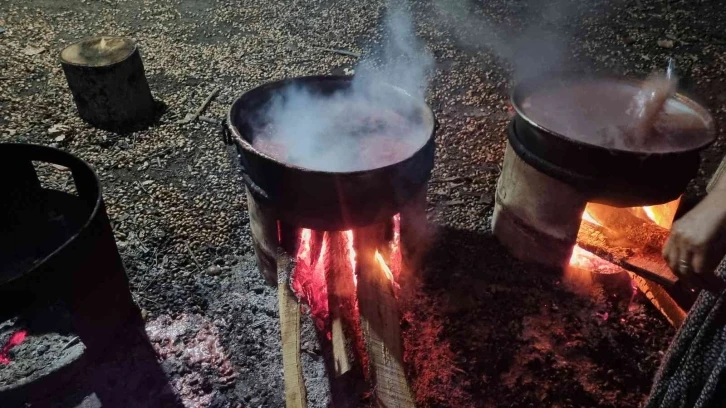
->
[220,118,232,145]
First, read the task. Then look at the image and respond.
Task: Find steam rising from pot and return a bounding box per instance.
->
[251,2,434,172]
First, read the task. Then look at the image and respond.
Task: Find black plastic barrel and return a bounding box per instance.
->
[0,143,140,350]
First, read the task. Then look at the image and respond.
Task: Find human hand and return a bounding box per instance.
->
[663,190,726,287]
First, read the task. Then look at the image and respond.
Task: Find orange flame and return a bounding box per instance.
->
[374,250,395,282]
[581,209,602,226]
[297,228,312,262]
[343,230,357,287]
[569,245,606,270]
[571,198,680,268]
[643,206,658,223]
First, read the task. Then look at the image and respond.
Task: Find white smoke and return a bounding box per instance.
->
[430,0,637,81]
[251,1,434,172]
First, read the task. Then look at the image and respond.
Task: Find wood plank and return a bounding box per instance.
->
[325,232,356,377]
[355,224,415,408]
[629,273,686,328]
[576,221,679,287]
[585,203,668,250]
[248,188,278,286]
[277,250,307,408]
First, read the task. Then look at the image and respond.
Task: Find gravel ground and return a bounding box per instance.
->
[1,0,725,407]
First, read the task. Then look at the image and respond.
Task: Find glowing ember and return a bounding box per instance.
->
[0,330,28,365]
[291,229,330,330]
[390,214,403,282]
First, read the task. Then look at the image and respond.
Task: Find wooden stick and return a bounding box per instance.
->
[277,251,307,408]
[629,273,686,328]
[330,317,351,376]
[325,232,357,377]
[177,87,220,124]
[355,224,415,408]
[576,221,678,287]
[313,46,361,58]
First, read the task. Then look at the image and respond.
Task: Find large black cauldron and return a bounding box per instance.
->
[226,76,436,230]
[509,75,716,207]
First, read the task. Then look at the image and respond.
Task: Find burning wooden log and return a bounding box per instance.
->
[277,250,307,408]
[576,220,695,326]
[629,273,687,328]
[577,221,677,287]
[325,232,357,378]
[60,36,155,133]
[585,203,669,250]
[355,223,415,408]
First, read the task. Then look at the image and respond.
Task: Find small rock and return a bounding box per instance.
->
[207,265,222,276]
[141,309,149,320]
[54,135,66,142]
[622,36,635,45]
[22,45,46,55]
[0,27,5,35]
[657,39,674,49]
[48,123,70,136]
[252,286,265,294]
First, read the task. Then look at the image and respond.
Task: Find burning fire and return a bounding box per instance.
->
[289,216,402,330]
[643,206,658,223]
[581,209,602,227]
[570,198,681,268]
[344,230,357,286]
[0,330,28,365]
[374,250,395,281]
[569,244,609,270]
[291,229,330,330]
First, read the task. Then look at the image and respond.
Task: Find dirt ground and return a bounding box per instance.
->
[1,0,725,407]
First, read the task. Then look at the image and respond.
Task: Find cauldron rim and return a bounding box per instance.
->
[511,74,716,155]
[0,143,103,285]
[226,75,437,176]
